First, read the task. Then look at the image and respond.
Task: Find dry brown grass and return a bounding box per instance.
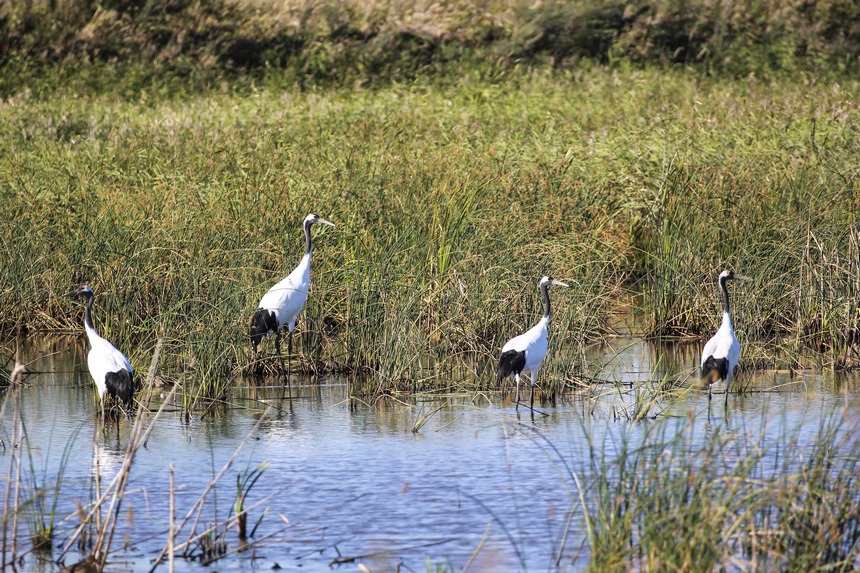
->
[1,0,857,90]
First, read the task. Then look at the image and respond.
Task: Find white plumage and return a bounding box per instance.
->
[496,275,568,413]
[85,327,133,399]
[249,213,335,389]
[64,285,135,413]
[700,269,750,404]
[257,249,312,335]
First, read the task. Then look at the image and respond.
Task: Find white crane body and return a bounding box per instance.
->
[85,325,134,400]
[496,276,568,413]
[700,270,749,404]
[258,252,311,335]
[500,315,549,382]
[249,213,334,391]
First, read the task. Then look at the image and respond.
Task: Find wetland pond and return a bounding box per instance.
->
[2,336,859,572]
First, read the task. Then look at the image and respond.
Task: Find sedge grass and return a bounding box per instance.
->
[523,409,860,571]
[1,0,858,98]
[1,67,859,403]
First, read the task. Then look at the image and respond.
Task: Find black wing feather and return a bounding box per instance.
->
[249,309,279,351]
[105,369,135,407]
[496,349,527,382]
[701,356,729,385]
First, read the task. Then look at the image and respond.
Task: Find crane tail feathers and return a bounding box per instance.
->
[249,309,278,351]
[105,369,135,407]
[496,350,526,383]
[700,356,729,388]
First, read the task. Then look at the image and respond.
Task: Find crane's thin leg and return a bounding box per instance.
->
[724,379,729,407]
[530,382,535,419]
[274,331,284,376]
[514,374,521,410]
[287,331,295,402]
[275,331,290,399]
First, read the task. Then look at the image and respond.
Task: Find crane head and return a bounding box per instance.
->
[540,276,570,288]
[720,269,751,282]
[305,213,336,228]
[63,284,95,299]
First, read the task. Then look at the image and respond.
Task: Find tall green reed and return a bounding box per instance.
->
[633,162,860,369]
[574,413,860,571]
[2,69,859,404]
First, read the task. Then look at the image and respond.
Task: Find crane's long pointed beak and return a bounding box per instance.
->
[318,218,335,227]
[733,274,752,281]
[61,290,77,298]
[552,280,570,288]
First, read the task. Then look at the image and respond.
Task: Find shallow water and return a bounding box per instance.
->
[1,336,859,572]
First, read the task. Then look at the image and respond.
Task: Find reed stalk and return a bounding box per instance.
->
[570,414,860,571]
[1,48,859,400]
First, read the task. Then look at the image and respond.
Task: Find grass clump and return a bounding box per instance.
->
[632,128,860,368]
[2,0,859,96]
[1,69,636,397]
[574,414,860,571]
[1,64,860,399]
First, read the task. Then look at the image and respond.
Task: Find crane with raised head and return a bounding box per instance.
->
[701,269,751,405]
[64,285,135,415]
[496,275,569,414]
[250,213,335,395]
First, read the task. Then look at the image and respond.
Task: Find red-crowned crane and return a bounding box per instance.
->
[249,213,335,394]
[64,285,135,415]
[496,275,569,414]
[701,269,750,405]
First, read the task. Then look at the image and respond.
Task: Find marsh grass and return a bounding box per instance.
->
[637,186,860,370]
[629,88,860,369]
[531,411,860,571]
[2,65,860,403]
[233,461,269,539]
[1,0,858,97]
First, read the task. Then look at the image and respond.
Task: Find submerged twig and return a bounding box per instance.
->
[149,407,272,571]
[329,538,457,566]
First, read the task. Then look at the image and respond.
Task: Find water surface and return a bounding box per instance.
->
[2,336,858,572]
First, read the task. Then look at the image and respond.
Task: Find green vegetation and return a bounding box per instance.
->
[571,414,860,572]
[1,0,859,403]
[2,67,858,396]
[3,6,857,566]
[2,0,859,95]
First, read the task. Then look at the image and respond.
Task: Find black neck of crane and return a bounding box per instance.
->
[719,274,731,316]
[542,282,551,319]
[304,219,313,255]
[84,292,95,331]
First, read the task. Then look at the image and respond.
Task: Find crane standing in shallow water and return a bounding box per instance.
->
[496,276,569,415]
[700,269,751,405]
[64,285,136,416]
[249,213,335,395]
